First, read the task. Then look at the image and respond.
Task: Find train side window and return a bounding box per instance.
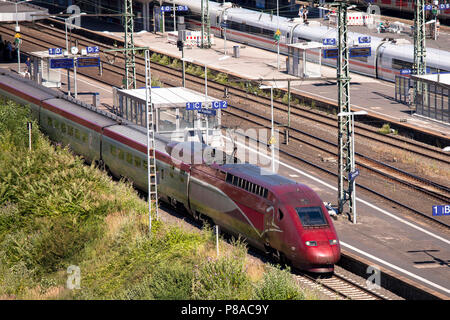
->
[263,188,268,198]
[110,145,117,156]
[54,120,59,129]
[68,126,74,136]
[118,149,124,160]
[160,168,164,180]
[61,123,66,133]
[226,173,233,183]
[82,133,88,143]
[255,185,260,195]
[47,116,53,127]
[126,153,133,164]
[232,176,238,186]
[278,209,284,221]
[74,128,80,140]
[143,159,148,168]
[134,157,141,168]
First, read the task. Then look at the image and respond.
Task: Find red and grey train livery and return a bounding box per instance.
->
[0,70,340,273]
[169,0,450,81]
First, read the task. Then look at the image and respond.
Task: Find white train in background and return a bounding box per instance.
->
[166,0,450,81]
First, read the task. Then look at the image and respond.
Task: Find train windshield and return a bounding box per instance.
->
[295,207,328,227]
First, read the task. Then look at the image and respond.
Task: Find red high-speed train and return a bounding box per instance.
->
[0,70,340,273]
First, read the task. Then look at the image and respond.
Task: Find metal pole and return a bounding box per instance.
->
[351,114,356,224]
[173,2,176,32]
[27,121,32,151]
[224,26,227,55]
[182,45,185,87]
[287,79,291,127]
[16,3,20,74]
[271,86,275,172]
[74,58,78,99]
[216,225,219,256]
[277,0,280,70]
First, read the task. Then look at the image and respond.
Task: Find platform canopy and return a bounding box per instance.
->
[411,73,450,88]
[117,87,218,108]
[0,2,48,22]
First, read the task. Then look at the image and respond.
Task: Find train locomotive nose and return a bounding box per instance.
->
[305,241,340,266]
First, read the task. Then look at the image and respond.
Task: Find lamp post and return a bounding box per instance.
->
[336,110,367,224]
[64,12,86,97]
[260,84,276,172]
[13,0,31,75]
[276,0,280,70]
[223,12,228,55]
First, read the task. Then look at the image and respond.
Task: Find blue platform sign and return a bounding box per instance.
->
[424,4,433,10]
[211,100,227,109]
[186,102,202,110]
[433,205,450,216]
[322,38,336,46]
[50,58,74,69]
[358,36,371,44]
[400,69,411,75]
[161,5,188,12]
[198,109,216,116]
[48,48,63,55]
[348,168,360,183]
[86,46,99,54]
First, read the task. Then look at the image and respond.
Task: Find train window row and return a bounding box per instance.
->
[225,173,268,198]
[109,144,148,169]
[225,19,276,39]
[47,116,88,143]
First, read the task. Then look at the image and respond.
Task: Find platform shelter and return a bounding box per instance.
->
[113,87,225,147]
[287,41,323,78]
[411,73,450,124]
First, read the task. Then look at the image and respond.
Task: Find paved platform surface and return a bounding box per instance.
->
[97,28,450,139]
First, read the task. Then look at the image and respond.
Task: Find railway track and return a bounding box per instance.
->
[2,22,449,224]
[295,270,390,300]
[5,21,449,162]
[0,21,439,301]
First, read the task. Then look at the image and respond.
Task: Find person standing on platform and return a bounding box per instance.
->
[25,56,31,79]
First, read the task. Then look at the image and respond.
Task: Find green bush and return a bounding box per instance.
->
[253,265,304,300]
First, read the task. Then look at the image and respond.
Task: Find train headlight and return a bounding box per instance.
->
[329,239,338,245]
[305,241,317,247]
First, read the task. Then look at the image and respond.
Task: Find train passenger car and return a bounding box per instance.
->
[171,0,450,81]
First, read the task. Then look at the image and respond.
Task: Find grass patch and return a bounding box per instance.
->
[0,98,314,300]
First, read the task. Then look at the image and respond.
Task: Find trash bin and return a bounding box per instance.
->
[93,92,100,108]
[233,45,240,58]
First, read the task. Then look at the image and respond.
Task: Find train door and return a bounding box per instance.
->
[263,202,283,247]
[375,41,389,79]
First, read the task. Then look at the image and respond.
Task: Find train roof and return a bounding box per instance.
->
[220,163,297,188]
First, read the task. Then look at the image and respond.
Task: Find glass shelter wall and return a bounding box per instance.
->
[114,89,222,136]
[415,80,450,124]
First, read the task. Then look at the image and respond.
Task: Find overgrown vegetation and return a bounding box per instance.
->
[0,98,316,300]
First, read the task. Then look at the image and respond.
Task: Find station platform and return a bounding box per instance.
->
[97,28,450,140]
[0,2,48,23]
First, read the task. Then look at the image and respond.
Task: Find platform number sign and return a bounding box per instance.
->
[86,46,99,54]
[322,38,336,46]
[433,205,450,216]
[211,100,227,109]
[48,48,63,55]
[186,102,202,110]
[358,36,371,44]
[161,5,188,12]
